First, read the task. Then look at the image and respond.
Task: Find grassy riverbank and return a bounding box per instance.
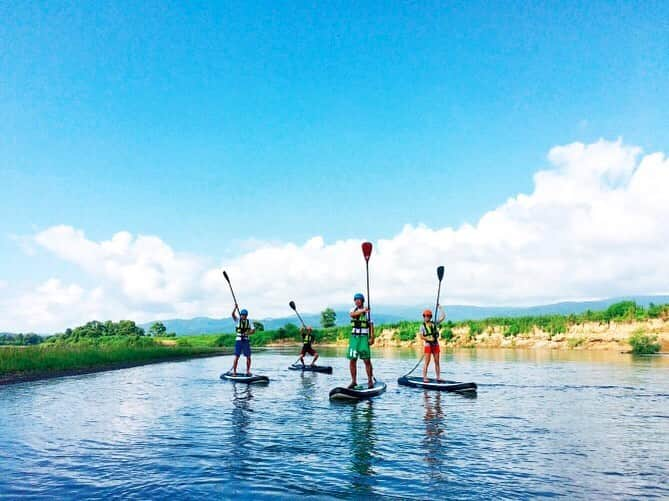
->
[213,300,669,354]
[2,301,665,385]
[0,335,229,385]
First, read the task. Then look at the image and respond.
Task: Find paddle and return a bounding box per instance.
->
[288,300,307,328]
[222,270,241,315]
[434,265,445,321]
[361,242,374,345]
[289,300,309,366]
[223,270,243,373]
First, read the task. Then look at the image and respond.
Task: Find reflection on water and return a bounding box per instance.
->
[0,348,667,499]
[229,383,253,482]
[349,401,376,495]
[422,391,444,479]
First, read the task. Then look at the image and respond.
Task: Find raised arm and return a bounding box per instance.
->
[437,305,446,324]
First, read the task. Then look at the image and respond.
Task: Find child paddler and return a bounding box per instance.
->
[298,326,319,366]
[421,306,446,382]
[231,307,255,376]
[348,293,375,389]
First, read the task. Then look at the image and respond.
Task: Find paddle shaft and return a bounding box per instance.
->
[292,308,307,328]
[404,354,425,377]
[365,260,372,323]
[223,271,241,315]
[434,278,442,320]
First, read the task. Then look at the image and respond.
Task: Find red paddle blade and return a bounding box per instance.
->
[362,242,373,261]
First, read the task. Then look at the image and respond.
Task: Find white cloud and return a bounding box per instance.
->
[0,279,112,333]
[4,138,669,332]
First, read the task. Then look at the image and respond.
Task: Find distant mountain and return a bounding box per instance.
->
[139,311,406,335]
[141,295,669,335]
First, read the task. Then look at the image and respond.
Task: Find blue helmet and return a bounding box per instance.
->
[240,309,248,316]
[354,293,365,301]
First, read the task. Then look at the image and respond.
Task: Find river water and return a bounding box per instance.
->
[1,347,667,499]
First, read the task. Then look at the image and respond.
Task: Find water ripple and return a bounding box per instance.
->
[1,348,667,499]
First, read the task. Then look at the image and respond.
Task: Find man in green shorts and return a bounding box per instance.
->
[348,292,375,389]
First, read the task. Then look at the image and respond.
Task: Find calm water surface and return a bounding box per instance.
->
[1,347,667,499]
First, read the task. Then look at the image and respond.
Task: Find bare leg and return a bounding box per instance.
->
[364,359,374,387]
[349,359,357,387]
[311,352,319,366]
[299,354,305,365]
[232,355,240,375]
[434,352,441,381]
[246,355,251,375]
[423,352,432,382]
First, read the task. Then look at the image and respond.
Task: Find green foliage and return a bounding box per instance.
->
[320,308,337,328]
[0,335,223,376]
[0,333,43,346]
[567,337,585,349]
[46,320,145,344]
[468,321,483,339]
[214,334,236,347]
[647,303,669,319]
[440,325,454,342]
[604,301,638,322]
[392,321,418,342]
[629,330,661,355]
[149,322,167,337]
[252,321,265,332]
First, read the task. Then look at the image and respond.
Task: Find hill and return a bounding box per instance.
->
[141,295,669,335]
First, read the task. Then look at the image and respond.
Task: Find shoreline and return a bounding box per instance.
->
[0,350,231,387]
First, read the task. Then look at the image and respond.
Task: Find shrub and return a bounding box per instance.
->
[629,330,661,355]
[567,337,585,349]
[440,327,454,342]
[604,301,639,322]
[468,321,483,339]
[393,322,418,342]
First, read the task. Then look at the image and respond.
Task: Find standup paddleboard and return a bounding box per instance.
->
[397,376,476,394]
[329,380,387,401]
[288,363,333,374]
[220,371,269,385]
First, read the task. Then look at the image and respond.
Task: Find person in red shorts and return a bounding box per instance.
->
[298,326,319,366]
[421,306,445,382]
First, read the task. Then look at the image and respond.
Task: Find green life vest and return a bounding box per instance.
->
[302,329,314,344]
[236,318,251,339]
[423,321,439,343]
[351,310,369,334]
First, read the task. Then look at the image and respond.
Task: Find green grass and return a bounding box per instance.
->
[567,337,586,349]
[391,321,419,342]
[0,336,225,377]
[629,330,661,355]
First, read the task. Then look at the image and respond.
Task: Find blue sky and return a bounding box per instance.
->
[1,1,668,330]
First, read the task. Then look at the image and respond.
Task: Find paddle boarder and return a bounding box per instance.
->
[298,325,320,366]
[348,293,375,389]
[231,307,255,376]
[421,306,445,382]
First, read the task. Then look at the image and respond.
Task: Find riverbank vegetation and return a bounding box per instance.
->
[2,300,667,383]
[0,321,229,383]
[628,330,661,355]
